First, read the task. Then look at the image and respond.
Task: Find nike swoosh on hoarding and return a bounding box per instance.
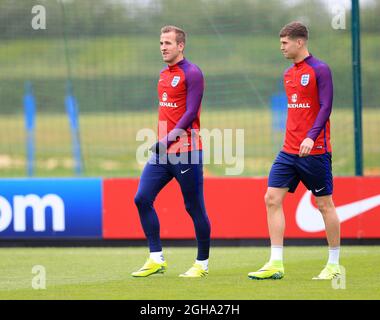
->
[296,191,380,232]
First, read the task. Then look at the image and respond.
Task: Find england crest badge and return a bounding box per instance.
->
[171,76,180,87]
[300,74,310,86]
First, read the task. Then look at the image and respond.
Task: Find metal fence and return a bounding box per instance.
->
[0,0,378,177]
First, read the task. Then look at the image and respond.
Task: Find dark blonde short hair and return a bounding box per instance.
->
[161,25,186,44]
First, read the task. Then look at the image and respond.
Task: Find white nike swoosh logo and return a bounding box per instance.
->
[181,168,191,174]
[315,187,325,193]
[296,191,380,232]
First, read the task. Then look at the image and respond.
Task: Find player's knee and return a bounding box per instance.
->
[315,197,334,214]
[184,199,202,215]
[134,193,152,209]
[184,202,194,215]
[185,202,210,227]
[134,194,144,207]
[264,191,282,208]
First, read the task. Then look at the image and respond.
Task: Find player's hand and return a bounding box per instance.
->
[149,141,167,156]
[299,138,314,157]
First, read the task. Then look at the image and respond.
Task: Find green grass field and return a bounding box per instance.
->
[0,246,379,300]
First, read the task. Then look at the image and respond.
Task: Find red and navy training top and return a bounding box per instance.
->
[283,54,333,155]
[157,58,204,154]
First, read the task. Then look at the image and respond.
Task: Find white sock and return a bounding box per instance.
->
[327,247,340,265]
[195,259,208,270]
[150,251,164,263]
[270,245,283,262]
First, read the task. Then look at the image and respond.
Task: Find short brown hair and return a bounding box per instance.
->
[161,25,186,45]
[279,21,308,40]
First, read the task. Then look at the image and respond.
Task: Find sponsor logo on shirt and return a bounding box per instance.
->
[287,103,311,108]
[291,93,297,103]
[159,92,178,108]
[159,101,178,108]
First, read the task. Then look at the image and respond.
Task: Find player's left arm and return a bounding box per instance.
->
[299,64,333,157]
[152,67,204,154]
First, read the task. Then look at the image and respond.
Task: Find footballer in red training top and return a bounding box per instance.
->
[156,54,203,154]
[283,54,332,155]
[249,21,341,281]
[132,25,211,278]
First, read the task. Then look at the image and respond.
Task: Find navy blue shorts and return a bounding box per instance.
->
[268,151,333,196]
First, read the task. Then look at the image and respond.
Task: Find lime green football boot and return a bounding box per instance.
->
[248,260,284,280]
[312,263,341,280]
[179,263,208,278]
[131,258,167,277]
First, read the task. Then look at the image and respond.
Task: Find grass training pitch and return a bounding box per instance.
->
[0,246,379,300]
